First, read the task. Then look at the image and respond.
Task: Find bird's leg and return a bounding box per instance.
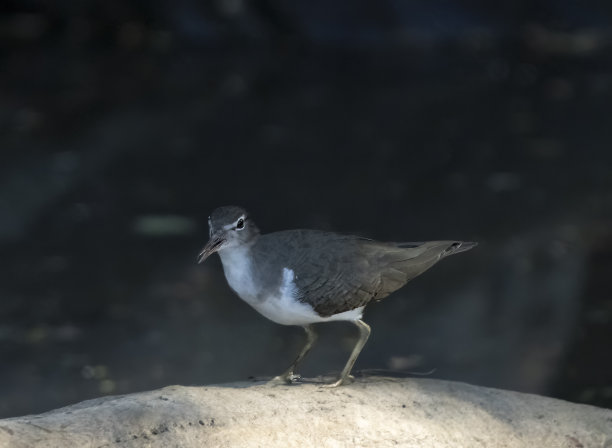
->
[325,319,371,388]
[274,325,317,384]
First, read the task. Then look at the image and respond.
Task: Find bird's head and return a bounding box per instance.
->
[197,206,260,264]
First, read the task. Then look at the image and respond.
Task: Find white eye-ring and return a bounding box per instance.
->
[236,218,245,230]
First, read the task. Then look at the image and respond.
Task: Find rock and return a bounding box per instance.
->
[0,377,610,447]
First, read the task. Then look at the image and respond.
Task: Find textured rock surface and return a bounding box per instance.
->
[0,377,610,448]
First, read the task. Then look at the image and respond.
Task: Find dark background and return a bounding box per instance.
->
[1,0,611,418]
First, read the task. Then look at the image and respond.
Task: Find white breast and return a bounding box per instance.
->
[218,248,364,326]
[217,245,259,305]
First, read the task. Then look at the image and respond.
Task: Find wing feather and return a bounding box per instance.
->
[253,230,474,317]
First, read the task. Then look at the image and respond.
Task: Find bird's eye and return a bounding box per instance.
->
[236,218,245,230]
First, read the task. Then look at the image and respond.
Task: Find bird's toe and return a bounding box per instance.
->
[270,372,301,385]
[323,374,355,388]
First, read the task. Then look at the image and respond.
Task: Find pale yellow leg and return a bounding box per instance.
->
[274,325,317,384]
[325,320,371,388]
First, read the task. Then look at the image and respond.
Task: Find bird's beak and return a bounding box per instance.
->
[197,232,226,264]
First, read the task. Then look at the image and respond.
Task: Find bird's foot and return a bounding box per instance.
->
[270,372,302,385]
[322,374,355,388]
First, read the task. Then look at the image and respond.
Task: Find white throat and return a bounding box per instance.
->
[217,244,257,302]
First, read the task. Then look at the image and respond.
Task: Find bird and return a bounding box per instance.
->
[197,205,476,387]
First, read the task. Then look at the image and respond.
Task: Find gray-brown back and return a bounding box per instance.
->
[250,230,475,317]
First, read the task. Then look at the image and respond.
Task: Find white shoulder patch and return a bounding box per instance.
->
[280,267,298,299]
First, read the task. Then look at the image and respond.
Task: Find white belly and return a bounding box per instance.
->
[218,248,364,326]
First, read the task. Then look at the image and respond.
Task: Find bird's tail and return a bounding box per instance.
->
[366,240,478,297]
[396,240,477,257]
[441,241,478,257]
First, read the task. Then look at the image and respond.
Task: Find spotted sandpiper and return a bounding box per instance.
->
[197,206,476,387]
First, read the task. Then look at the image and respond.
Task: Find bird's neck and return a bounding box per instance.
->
[217,243,252,266]
[217,243,258,300]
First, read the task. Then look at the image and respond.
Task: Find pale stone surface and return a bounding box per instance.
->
[0,377,610,448]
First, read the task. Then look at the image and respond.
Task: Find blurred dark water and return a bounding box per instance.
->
[1,0,612,418]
